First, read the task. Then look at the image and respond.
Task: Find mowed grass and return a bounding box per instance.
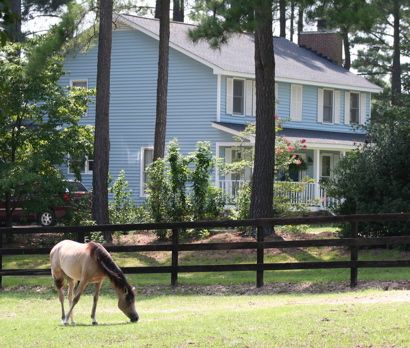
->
[3,244,410,287]
[1,289,410,347]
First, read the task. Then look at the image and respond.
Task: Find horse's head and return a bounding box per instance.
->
[118,286,139,323]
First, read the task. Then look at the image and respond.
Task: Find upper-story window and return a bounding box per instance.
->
[233,79,244,114]
[226,78,255,116]
[350,93,360,124]
[70,80,88,89]
[323,89,333,123]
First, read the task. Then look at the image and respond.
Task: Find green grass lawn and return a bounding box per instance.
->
[1,227,410,347]
[1,289,410,347]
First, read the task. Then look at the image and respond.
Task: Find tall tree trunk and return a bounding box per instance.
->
[279,0,286,38]
[173,0,184,22]
[391,0,401,105]
[297,5,304,43]
[290,1,295,42]
[93,0,113,242]
[8,0,22,42]
[153,0,170,160]
[250,1,275,229]
[341,28,351,70]
[155,0,161,19]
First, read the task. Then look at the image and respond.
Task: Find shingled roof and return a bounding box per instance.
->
[117,14,382,93]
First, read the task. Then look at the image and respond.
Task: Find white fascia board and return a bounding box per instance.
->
[276,77,382,94]
[284,137,361,150]
[212,122,254,142]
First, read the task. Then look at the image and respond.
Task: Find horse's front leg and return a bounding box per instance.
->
[91,281,103,325]
[63,279,88,326]
[67,279,76,325]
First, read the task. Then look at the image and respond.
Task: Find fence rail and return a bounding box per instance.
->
[1,213,410,288]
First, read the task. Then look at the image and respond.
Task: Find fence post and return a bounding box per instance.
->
[0,230,3,288]
[350,221,359,288]
[76,230,85,243]
[171,228,179,287]
[256,224,265,288]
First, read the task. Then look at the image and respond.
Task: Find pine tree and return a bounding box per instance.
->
[92,0,113,240]
[309,0,376,70]
[353,0,410,104]
[153,0,170,160]
[190,0,276,225]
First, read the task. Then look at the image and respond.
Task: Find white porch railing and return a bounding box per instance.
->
[218,180,338,210]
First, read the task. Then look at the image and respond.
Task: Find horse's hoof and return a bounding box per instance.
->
[71,321,76,326]
[92,321,98,326]
[63,321,69,326]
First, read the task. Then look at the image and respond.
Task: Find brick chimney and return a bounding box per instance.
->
[298,20,343,66]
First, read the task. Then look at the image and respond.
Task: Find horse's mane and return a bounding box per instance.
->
[89,242,132,292]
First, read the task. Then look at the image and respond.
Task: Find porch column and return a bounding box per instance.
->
[313,149,320,200]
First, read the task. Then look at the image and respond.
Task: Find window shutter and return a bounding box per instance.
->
[317,88,323,123]
[344,92,350,124]
[290,84,303,121]
[334,90,340,123]
[275,83,279,115]
[252,81,256,116]
[245,80,253,116]
[226,78,233,115]
[360,93,367,124]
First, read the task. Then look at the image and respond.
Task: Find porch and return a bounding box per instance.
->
[217,180,339,210]
[216,145,350,211]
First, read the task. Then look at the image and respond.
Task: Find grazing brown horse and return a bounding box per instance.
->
[50,240,139,325]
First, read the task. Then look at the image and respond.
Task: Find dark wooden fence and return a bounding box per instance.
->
[1,213,410,289]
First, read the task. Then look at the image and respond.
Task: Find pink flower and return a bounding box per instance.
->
[295,159,302,165]
[302,144,307,149]
[300,139,306,144]
[287,145,295,152]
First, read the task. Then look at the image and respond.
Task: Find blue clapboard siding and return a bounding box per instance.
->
[62,27,234,204]
[220,76,371,134]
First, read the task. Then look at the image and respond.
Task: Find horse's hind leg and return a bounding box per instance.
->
[67,278,76,325]
[53,275,65,324]
[91,281,103,325]
[63,279,88,326]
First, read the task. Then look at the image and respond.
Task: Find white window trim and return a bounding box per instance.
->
[67,155,93,175]
[349,92,360,124]
[70,79,89,88]
[232,78,246,116]
[322,89,335,124]
[140,146,154,198]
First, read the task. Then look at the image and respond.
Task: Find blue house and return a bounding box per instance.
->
[62,14,382,209]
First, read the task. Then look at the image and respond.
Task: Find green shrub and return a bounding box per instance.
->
[146,140,225,240]
[325,103,410,237]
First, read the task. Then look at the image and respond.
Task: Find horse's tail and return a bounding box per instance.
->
[89,242,129,290]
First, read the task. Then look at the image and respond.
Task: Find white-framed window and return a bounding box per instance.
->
[70,79,88,89]
[350,92,360,124]
[320,153,340,181]
[227,78,257,116]
[140,147,154,197]
[323,89,334,123]
[67,156,93,175]
[233,79,245,115]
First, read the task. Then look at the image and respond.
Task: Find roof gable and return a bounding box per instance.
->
[116,14,382,93]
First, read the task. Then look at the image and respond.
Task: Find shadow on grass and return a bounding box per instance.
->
[64,322,134,327]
